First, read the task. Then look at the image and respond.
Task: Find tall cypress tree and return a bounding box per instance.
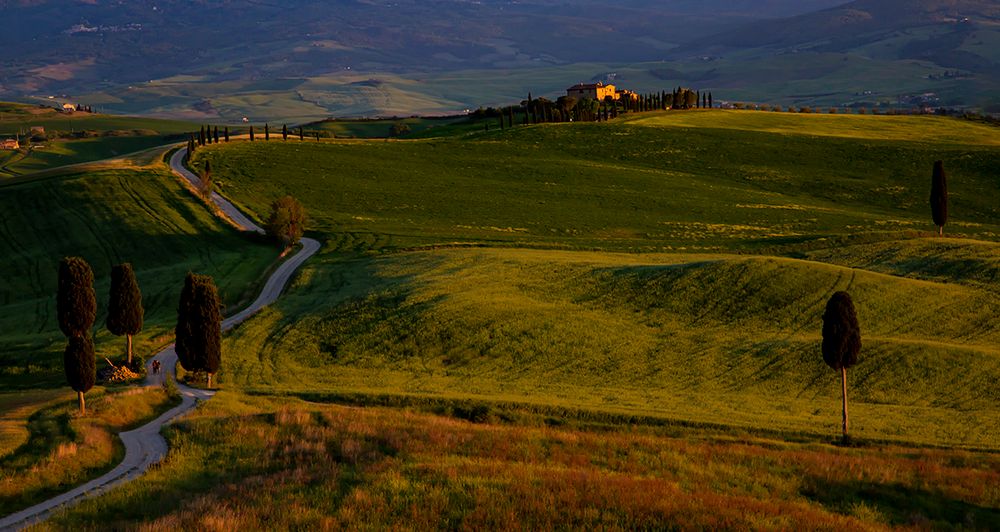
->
[214,126,220,144]
[175,273,222,387]
[299,127,304,141]
[709,92,714,108]
[198,126,205,146]
[282,124,288,141]
[224,126,230,142]
[57,257,96,338]
[64,334,95,415]
[106,263,144,366]
[265,123,270,141]
[58,257,97,415]
[822,291,861,442]
[930,160,948,236]
[249,125,255,142]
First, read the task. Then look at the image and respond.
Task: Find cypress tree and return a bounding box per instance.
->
[508,106,514,128]
[175,273,222,387]
[499,114,505,131]
[214,126,219,144]
[822,291,861,442]
[249,125,255,141]
[198,126,205,146]
[315,132,320,142]
[64,334,96,415]
[106,263,144,366]
[265,123,270,141]
[224,126,230,142]
[709,92,714,108]
[282,124,288,141]
[930,160,948,236]
[299,127,304,141]
[57,257,96,338]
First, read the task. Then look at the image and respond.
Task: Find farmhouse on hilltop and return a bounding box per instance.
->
[62,103,76,113]
[1,138,20,150]
[566,82,640,102]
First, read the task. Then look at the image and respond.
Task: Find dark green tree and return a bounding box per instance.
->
[199,160,213,199]
[282,124,288,141]
[106,263,144,366]
[57,257,96,338]
[709,92,713,108]
[299,127,304,141]
[249,125,255,141]
[198,126,205,146]
[265,123,270,141]
[389,122,411,137]
[64,334,96,415]
[931,160,948,236]
[224,126,230,142]
[822,291,861,442]
[175,273,222,387]
[265,195,306,247]
[214,126,220,144]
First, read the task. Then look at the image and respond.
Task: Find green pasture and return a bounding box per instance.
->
[180,110,1000,448]
[0,167,279,390]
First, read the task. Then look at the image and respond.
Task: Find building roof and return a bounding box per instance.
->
[567,82,608,91]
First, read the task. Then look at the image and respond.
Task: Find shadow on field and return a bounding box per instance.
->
[802,477,1000,528]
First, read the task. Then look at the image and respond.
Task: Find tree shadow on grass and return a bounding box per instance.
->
[802,477,1000,529]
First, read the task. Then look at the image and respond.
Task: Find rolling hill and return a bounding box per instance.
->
[182,110,1000,448]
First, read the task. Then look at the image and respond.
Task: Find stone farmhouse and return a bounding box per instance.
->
[566,82,639,102]
[1,138,20,150]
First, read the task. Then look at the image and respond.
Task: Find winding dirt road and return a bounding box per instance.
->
[0,148,320,531]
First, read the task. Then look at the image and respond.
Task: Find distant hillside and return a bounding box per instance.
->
[2,0,997,118]
[696,0,1000,50]
[0,0,841,95]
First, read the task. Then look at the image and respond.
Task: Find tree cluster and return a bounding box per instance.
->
[475,87,714,131]
[58,258,146,414]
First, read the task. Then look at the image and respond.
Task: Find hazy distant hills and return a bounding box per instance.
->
[1,0,996,119]
[696,0,1000,51]
[0,0,840,92]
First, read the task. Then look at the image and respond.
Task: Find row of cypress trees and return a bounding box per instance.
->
[57,258,221,414]
[484,88,715,130]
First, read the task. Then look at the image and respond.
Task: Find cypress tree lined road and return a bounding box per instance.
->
[0,148,319,531]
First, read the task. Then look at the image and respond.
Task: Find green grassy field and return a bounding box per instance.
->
[304,116,470,138]
[0,102,195,178]
[192,111,1000,254]
[5,110,1000,528]
[0,164,280,390]
[0,102,193,137]
[178,110,1000,450]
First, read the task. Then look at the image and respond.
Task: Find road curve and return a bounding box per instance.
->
[0,147,320,531]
